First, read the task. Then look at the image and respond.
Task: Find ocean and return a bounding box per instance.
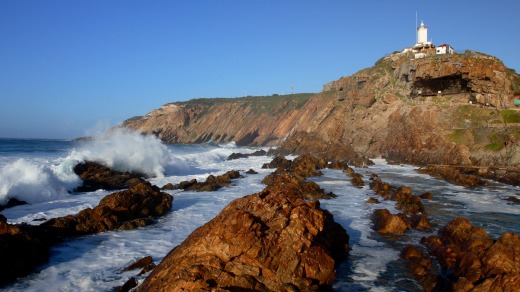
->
[1,131,520,291]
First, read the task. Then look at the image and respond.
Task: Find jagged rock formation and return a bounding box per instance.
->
[138,171,349,291]
[404,217,520,291]
[0,181,173,287]
[74,161,146,192]
[122,51,520,167]
[41,181,173,236]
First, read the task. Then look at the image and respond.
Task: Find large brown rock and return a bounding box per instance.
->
[262,172,336,200]
[481,232,520,277]
[138,182,349,291]
[261,154,336,200]
[41,181,173,236]
[73,161,146,192]
[401,245,444,291]
[413,217,520,291]
[371,209,409,235]
[0,215,51,287]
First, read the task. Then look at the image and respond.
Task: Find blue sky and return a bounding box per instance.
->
[1,1,519,139]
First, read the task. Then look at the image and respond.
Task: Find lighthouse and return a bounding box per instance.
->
[417,21,428,45]
[410,19,434,57]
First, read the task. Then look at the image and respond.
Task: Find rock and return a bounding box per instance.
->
[116,277,138,292]
[401,245,446,291]
[137,262,156,276]
[160,183,174,190]
[261,156,291,169]
[0,215,51,287]
[261,154,335,200]
[262,172,336,200]
[122,256,154,272]
[481,232,520,277]
[73,161,146,192]
[0,198,28,211]
[395,194,424,215]
[349,173,364,187]
[468,274,520,291]
[0,178,172,288]
[366,197,379,204]
[138,178,349,291]
[419,165,488,188]
[506,195,520,204]
[370,178,392,199]
[41,181,173,236]
[263,154,326,179]
[172,171,243,192]
[227,149,267,160]
[371,209,409,235]
[289,154,327,178]
[327,160,352,171]
[414,217,520,290]
[420,192,434,200]
[402,245,431,277]
[245,168,258,174]
[272,132,373,167]
[410,214,431,231]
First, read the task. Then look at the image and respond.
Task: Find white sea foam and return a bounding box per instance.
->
[0,158,78,205]
[310,170,400,290]
[68,129,170,178]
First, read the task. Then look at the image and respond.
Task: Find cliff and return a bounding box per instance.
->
[122,51,520,166]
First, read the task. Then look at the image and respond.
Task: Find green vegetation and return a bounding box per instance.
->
[500,109,520,123]
[451,105,498,128]
[125,116,144,122]
[449,129,469,145]
[484,142,503,151]
[484,132,506,151]
[175,93,315,117]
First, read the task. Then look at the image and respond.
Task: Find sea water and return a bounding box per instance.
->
[1,132,520,291]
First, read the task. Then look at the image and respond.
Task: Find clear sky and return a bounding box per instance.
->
[1,0,519,139]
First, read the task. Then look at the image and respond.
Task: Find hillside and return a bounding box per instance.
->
[121,50,520,166]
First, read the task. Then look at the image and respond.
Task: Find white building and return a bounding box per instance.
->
[412,21,434,49]
[436,44,455,55]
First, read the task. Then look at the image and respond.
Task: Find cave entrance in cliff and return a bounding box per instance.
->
[412,75,469,97]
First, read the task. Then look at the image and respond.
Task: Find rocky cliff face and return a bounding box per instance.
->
[122,51,520,166]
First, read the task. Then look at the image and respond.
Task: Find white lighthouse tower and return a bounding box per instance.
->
[417,21,428,44]
[411,19,434,56]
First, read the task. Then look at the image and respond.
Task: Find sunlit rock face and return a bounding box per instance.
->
[122,51,520,167]
[138,177,349,291]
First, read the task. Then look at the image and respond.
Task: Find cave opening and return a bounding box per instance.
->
[412,75,469,97]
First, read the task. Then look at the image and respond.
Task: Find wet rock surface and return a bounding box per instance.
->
[0,198,28,212]
[0,215,51,286]
[261,154,336,200]
[371,209,409,235]
[272,132,373,167]
[227,149,267,160]
[0,180,172,287]
[73,161,146,192]
[369,178,430,235]
[138,175,349,291]
[404,217,520,291]
[419,165,488,188]
[41,181,173,237]
[166,170,243,192]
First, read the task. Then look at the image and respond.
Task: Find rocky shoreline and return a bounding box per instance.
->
[2,153,520,290]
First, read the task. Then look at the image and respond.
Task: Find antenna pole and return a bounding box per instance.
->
[415,11,418,44]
